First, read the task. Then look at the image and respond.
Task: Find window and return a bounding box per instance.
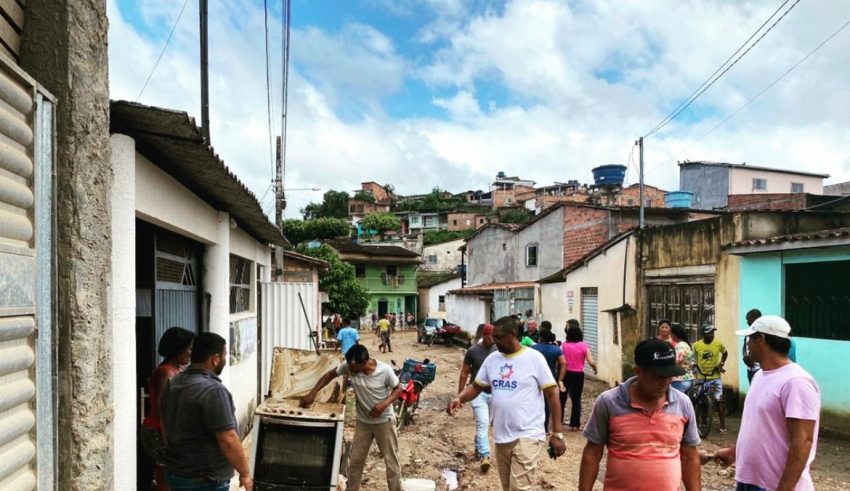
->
[478,218,484,224]
[526,244,538,267]
[465,219,471,226]
[355,264,366,278]
[501,243,506,251]
[645,199,653,207]
[752,178,767,191]
[428,255,437,264]
[627,199,634,206]
[452,220,457,226]
[386,265,398,277]
[229,255,252,314]
[438,295,446,311]
[785,260,850,340]
[791,182,804,193]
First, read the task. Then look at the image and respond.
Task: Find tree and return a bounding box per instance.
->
[361,212,401,238]
[300,244,369,318]
[301,190,350,219]
[282,218,350,246]
[501,208,533,224]
[351,190,376,203]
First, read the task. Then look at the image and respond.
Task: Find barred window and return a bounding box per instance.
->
[785,260,850,340]
[230,255,253,314]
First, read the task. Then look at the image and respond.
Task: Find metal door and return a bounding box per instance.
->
[153,228,201,345]
[493,289,509,320]
[0,58,54,489]
[581,288,599,376]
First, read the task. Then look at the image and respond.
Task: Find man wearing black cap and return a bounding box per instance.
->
[301,345,403,491]
[579,339,701,491]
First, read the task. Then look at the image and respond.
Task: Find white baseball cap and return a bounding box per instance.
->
[735,315,791,339]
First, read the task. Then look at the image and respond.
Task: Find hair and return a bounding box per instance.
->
[540,330,556,343]
[746,309,762,324]
[525,309,533,317]
[566,319,580,328]
[158,327,195,360]
[566,324,584,342]
[658,319,671,327]
[190,332,226,364]
[494,316,520,337]
[762,332,792,355]
[670,324,690,347]
[347,317,357,325]
[345,344,370,364]
[540,320,552,331]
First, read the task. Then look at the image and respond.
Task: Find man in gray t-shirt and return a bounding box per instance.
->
[302,345,402,491]
[457,324,497,473]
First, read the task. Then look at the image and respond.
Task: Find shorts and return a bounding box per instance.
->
[704,378,723,401]
[140,425,167,464]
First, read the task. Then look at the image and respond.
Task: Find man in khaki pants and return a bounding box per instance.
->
[302,345,403,491]
[448,316,567,490]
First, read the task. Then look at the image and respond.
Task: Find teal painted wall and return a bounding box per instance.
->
[738,247,850,422]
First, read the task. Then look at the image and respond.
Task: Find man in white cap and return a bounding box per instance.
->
[714,315,820,491]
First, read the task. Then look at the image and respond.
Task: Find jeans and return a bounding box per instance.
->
[560,371,585,428]
[736,483,767,491]
[671,380,693,393]
[165,470,230,491]
[470,392,492,458]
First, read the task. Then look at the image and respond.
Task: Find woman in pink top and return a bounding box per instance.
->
[560,321,597,430]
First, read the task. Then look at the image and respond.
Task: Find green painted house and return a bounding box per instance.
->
[329,240,422,319]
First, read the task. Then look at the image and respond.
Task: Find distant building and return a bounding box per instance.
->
[613,183,668,208]
[446,212,489,231]
[825,181,850,196]
[421,238,466,272]
[490,172,536,209]
[679,161,829,210]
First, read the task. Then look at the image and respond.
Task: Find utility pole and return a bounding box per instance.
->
[274,136,285,226]
[199,0,210,142]
[637,137,645,229]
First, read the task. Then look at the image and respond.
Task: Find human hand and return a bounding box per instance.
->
[558,382,566,393]
[369,402,386,418]
[699,450,712,465]
[714,447,735,467]
[446,397,463,415]
[299,393,315,408]
[549,437,566,457]
[239,474,253,491]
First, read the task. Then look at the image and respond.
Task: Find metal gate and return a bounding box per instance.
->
[154,228,201,345]
[513,288,535,318]
[581,288,599,376]
[493,289,509,320]
[0,59,55,489]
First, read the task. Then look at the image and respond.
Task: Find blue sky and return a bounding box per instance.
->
[108,0,850,217]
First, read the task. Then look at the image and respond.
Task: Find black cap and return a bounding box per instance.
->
[634,339,685,377]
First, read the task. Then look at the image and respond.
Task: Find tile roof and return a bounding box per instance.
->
[723,227,850,249]
[417,271,461,289]
[328,239,420,258]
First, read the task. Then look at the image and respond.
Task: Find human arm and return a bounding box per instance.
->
[680,445,702,491]
[300,367,341,408]
[369,383,403,418]
[544,385,566,456]
[447,382,483,415]
[585,346,598,373]
[457,362,471,394]
[775,418,817,491]
[578,442,604,491]
[714,446,736,467]
[557,355,567,392]
[215,428,253,490]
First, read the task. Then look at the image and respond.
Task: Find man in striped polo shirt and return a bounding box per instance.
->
[579,339,702,491]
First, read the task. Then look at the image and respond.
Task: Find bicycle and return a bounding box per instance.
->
[687,377,724,438]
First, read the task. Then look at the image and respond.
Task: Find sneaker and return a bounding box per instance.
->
[719,428,728,434]
[480,456,491,473]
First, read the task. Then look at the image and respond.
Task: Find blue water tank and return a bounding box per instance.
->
[665,191,694,208]
[591,165,627,187]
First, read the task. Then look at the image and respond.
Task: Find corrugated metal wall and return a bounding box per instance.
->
[0,57,42,490]
[155,289,199,340]
[259,282,319,399]
[581,288,599,376]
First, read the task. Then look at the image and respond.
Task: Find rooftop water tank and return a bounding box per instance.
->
[665,191,694,208]
[591,165,627,187]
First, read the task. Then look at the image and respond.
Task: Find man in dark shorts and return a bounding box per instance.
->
[456,324,497,472]
[160,332,253,491]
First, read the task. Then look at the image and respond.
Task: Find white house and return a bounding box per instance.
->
[417,272,462,319]
[110,101,287,486]
[421,238,465,272]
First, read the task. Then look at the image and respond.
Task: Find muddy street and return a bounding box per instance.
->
[349,330,850,491]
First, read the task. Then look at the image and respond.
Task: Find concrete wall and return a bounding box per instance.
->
[446,294,489,337]
[738,247,850,434]
[425,278,462,319]
[561,236,637,386]
[422,239,464,272]
[680,165,730,210]
[515,206,564,282]
[20,2,113,488]
[729,167,824,196]
[539,282,568,337]
[466,227,517,285]
[824,181,850,196]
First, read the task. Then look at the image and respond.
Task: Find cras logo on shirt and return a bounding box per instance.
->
[492,363,518,390]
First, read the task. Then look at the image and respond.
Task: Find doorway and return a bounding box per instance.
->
[378,299,389,317]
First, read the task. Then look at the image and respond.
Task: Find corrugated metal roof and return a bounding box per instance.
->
[678,160,830,179]
[723,227,850,249]
[110,100,287,246]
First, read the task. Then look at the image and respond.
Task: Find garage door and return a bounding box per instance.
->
[581,288,598,377]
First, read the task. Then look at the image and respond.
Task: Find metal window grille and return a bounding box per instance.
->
[230,255,252,314]
[646,283,714,342]
[785,260,850,340]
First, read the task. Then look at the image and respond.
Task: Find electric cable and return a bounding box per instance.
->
[135,0,191,101]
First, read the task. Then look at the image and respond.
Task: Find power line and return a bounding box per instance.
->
[263,0,276,181]
[644,0,801,138]
[135,0,191,101]
[647,16,850,176]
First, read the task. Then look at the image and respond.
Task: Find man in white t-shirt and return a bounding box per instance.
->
[448,316,566,490]
[715,315,820,491]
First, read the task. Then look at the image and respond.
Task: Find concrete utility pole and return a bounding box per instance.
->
[199,0,210,142]
[274,136,284,227]
[637,137,645,229]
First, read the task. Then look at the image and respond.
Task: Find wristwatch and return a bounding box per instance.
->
[552,432,564,441]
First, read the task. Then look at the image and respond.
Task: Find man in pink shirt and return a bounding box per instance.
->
[715,315,820,491]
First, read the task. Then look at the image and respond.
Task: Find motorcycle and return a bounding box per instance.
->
[391,358,436,431]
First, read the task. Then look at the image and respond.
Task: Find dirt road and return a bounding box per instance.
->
[350,330,850,490]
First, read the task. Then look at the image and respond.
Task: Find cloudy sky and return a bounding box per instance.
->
[109,0,850,218]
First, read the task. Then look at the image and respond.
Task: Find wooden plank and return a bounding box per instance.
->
[0,14,18,56]
[0,1,24,31]
[0,39,15,63]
